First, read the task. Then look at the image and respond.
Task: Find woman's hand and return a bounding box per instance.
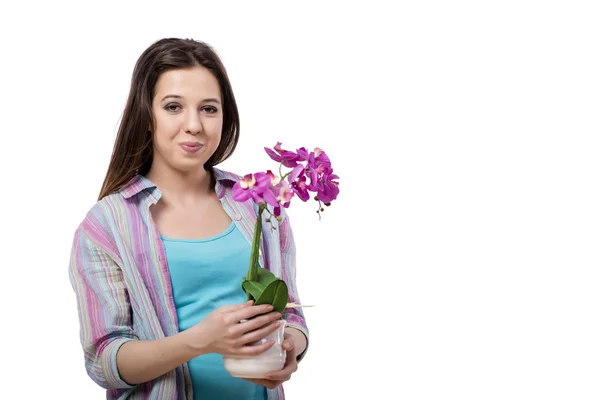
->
[243,332,299,389]
[187,300,282,357]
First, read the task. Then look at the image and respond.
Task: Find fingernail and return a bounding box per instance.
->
[266,305,274,310]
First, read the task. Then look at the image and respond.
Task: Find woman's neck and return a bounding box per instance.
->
[145,164,214,206]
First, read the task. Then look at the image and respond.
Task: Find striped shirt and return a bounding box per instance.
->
[68,167,309,400]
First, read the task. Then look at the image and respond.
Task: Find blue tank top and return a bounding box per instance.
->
[161,221,267,400]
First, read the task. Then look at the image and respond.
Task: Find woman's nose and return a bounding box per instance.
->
[184,110,203,134]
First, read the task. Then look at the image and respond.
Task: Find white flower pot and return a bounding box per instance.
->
[223,319,287,379]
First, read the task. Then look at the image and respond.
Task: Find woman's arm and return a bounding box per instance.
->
[70,223,282,388]
[115,329,201,385]
[117,304,282,385]
[69,225,202,387]
[277,210,310,362]
[284,327,307,357]
[69,227,140,389]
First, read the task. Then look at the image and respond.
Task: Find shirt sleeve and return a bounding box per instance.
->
[68,226,138,390]
[278,212,310,362]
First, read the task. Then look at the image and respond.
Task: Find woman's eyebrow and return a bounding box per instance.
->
[160,94,221,104]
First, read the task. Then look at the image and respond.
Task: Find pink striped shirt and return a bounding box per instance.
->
[68,168,308,399]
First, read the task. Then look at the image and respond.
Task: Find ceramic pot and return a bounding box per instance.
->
[223,319,287,378]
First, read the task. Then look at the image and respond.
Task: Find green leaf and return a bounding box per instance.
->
[255,268,280,285]
[272,280,289,313]
[241,268,289,313]
[242,280,266,301]
[255,279,288,313]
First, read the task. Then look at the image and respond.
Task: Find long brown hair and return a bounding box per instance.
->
[98,38,240,200]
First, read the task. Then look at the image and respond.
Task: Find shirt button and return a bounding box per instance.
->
[233,214,242,221]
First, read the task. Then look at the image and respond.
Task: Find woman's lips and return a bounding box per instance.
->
[179,142,203,153]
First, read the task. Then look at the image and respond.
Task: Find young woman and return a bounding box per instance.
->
[68,38,308,400]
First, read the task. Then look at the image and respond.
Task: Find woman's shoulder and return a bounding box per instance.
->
[212,167,243,183]
[75,197,117,239]
[76,182,144,241]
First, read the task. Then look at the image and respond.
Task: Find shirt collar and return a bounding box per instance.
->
[119,167,240,200]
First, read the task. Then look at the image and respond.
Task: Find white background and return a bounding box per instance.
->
[0,1,599,399]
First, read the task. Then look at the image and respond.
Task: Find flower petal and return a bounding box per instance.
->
[274,141,285,154]
[253,172,272,192]
[292,178,310,202]
[264,147,282,162]
[232,182,253,202]
[262,188,280,208]
[266,170,280,186]
[296,147,309,161]
[308,168,320,191]
[289,164,305,182]
[317,181,340,203]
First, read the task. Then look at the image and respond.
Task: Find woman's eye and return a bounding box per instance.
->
[204,106,218,114]
[165,103,181,112]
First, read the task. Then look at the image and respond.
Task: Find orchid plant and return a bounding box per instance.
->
[231,142,340,313]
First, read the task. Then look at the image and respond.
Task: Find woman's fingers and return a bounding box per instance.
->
[219,300,254,314]
[281,338,294,352]
[227,304,281,329]
[235,320,281,346]
[235,339,276,356]
[230,304,277,323]
[265,360,297,380]
[230,310,282,336]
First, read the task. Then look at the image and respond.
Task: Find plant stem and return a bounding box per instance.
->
[279,161,293,181]
[246,203,265,290]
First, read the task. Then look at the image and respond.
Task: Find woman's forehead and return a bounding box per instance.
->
[154,67,221,101]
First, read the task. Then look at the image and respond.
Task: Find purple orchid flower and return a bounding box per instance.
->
[315,169,340,203]
[291,174,311,202]
[309,148,331,172]
[232,172,271,203]
[286,164,309,202]
[258,170,283,209]
[235,143,338,219]
[264,142,301,168]
[305,148,332,191]
[295,147,309,162]
[273,179,294,207]
[270,179,294,217]
[265,170,280,186]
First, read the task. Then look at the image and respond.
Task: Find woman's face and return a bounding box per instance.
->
[150,66,223,175]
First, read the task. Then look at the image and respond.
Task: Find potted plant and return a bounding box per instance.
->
[222,142,339,378]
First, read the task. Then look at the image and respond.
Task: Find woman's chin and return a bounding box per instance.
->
[173,159,209,174]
